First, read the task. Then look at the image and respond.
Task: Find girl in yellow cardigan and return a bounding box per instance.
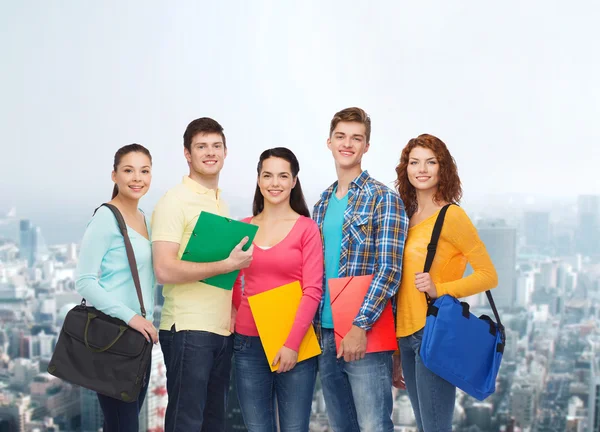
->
[393,134,498,432]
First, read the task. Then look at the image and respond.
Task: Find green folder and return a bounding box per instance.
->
[181,211,258,290]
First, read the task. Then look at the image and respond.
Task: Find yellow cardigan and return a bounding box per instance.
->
[395,205,498,338]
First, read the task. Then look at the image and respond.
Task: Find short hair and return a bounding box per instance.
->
[183,117,226,151]
[329,107,371,143]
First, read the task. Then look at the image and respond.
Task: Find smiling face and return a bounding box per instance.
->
[257,156,297,207]
[407,146,440,193]
[327,121,370,171]
[111,151,152,200]
[184,132,227,179]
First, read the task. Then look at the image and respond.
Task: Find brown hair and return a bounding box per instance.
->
[183,117,226,152]
[394,134,462,217]
[112,144,152,199]
[329,107,371,143]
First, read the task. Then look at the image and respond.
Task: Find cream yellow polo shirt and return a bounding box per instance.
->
[151,176,232,335]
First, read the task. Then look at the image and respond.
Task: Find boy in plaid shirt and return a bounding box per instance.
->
[313,107,408,432]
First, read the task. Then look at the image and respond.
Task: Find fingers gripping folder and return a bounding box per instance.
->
[181,211,258,290]
[328,275,397,353]
[248,281,321,371]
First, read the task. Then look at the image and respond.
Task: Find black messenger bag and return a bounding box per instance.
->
[47,204,152,402]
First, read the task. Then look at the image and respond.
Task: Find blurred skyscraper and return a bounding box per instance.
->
[19,220,35,267]
[524,211,551,251]
[576,195,600,258]
[18,220,47,268]
[80,387,103,432]
[589,358,600,431]
[511,382,536,428]
[477,219,517,309]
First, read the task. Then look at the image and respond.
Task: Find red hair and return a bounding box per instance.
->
[394,134,462,217]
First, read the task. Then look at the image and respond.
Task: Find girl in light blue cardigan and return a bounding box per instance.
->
[75,143,156,432]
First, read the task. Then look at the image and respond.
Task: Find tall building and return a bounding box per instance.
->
[33,226,48,263]
[589,350,600,432]
[10,358,40,391]
[503,328,519,362]
[465,402,493,430]
[515,270,535,308]
[18,220,47,268]
[511,382,536,428]
[0,395,32,432]
[477,219,517,309]
[19,220,35,267]
[523,211,551,251]
[67,242,78,262]
[576,195,600,257]
[80,387,103,432]
[538,260,559,290]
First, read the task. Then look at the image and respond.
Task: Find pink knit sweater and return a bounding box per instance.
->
[232,216,324,351]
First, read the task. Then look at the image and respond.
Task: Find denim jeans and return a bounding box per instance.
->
[97,361,151,432]
[159,327,233,432]
[318,328,394,432]
[398,328,456,432]
[233,334,317,432]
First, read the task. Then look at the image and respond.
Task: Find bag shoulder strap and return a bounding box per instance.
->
[423,203,504,336]
[422,204,453,305]
[94,203,147,318]
[423,204,454,273]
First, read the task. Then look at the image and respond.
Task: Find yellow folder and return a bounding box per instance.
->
[247,281,322,372]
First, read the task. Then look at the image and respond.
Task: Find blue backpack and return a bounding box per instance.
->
[419,204,505,401]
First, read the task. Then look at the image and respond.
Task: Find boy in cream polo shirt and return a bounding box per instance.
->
[152,117,253,432]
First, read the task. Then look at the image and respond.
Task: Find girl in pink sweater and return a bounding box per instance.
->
[232,147,323,432]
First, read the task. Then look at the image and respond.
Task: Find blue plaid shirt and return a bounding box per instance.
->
[313,170,409,335]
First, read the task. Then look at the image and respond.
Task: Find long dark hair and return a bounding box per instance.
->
[252,147,310,217]
[112,144,152,199]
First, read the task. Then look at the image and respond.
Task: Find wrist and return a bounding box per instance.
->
[352,325,367,334]
[222,258,235,274]
[283,343,299,353]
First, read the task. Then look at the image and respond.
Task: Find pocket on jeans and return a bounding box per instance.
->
[233,333,248,352]
[412,328,424,340]
[411,328,424,352]
[159,330,172,346]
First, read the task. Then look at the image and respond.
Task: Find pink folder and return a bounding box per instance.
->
[329,275,397,353]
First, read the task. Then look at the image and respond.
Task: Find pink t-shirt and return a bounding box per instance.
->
[232,215,324,352]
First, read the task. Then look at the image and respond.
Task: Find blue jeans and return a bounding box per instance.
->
[159,327,233,432]
[318,328,394,432]
[398,328,456,432]
[234,334,317,432]
[97,361,151,432]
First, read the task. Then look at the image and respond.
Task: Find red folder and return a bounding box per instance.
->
[329,275,397,353]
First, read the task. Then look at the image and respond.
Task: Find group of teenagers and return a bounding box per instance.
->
[75,106,498,432]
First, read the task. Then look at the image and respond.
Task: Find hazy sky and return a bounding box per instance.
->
[1,1,598,229]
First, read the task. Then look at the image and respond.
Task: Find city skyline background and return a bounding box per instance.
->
[1,1,599,431]
[1,0,599,244]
